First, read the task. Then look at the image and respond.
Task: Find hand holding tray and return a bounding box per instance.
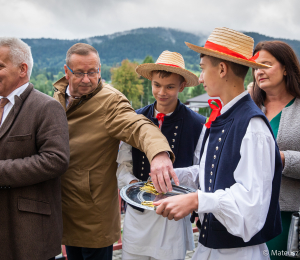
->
[120,181,196,211]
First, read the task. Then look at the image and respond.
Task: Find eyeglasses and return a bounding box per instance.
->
[67,65,99,78]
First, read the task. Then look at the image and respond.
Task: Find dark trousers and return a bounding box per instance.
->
[66,245,113,260]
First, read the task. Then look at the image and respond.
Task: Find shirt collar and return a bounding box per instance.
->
[0,82,29,106]
[220,91,248,115]
[154,108,173,118]
[66,85,70,97]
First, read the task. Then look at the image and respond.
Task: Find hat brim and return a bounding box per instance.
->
[136,63,199,87]
[185,42,271,69]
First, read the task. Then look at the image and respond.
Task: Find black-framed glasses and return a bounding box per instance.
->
[67,65,99,79]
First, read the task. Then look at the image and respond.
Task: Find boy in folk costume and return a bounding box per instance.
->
[116,51,206,260]
[155,28,282,259]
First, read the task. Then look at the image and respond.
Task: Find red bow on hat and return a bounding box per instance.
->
[205,99,222,129]
[204,41,260,62]
[156,113,166,129]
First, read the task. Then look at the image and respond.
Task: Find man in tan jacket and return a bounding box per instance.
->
[53,43,177,260]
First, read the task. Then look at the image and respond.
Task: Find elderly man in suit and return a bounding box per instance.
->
[0,38,70,260]
[53,43,178,260]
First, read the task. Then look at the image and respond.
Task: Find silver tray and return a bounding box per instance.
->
[120,182,196,211]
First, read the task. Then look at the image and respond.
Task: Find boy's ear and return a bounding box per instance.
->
[179,81,186,92]
[219,62,228,78]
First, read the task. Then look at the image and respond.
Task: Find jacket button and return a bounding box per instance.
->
[219,138,221,142]
[174,133,177,136]
[141,174,143,176]
[142,162,144,164]
[205,219,207,222]
[142,167,144,170]
[222,130,225,133]
[216,146,219,150]
[212,164,214,168]
[172,139,175,142]
[210,179,212,183]
[204,226,206,229]
[202,234,205,238]
[214,155,216,159]
[210,171,213,175]
[175,126,178,129]
[172,145,174,148]
[142,156,145,159]
[209,187,211,191]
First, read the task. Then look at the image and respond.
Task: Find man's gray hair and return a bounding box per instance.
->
[0,37,33,78]
[66,43,100,66]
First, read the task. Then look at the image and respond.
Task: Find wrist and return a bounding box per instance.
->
[189,192,199,212]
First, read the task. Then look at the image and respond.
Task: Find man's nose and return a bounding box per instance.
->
[82,74,91,83]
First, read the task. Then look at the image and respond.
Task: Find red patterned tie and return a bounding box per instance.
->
[156,113,166,129]
[205,99,222,129]
[0,98,9,125]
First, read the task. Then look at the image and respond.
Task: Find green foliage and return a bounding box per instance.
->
[22,28,300,81]
[53,71,65,82]
[244,68,253,89]
[191,84,205,97]
[24,28,300,102]
[101,64,112,82]
[178,87,190,103]
[30,69,65,96]
[141,55,155,106]
[198,107,212,117]
[111,59,144,109]
[30,73,55,96]
[143,55,155,64]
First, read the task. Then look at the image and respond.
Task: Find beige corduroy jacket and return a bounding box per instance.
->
[53,77,174,248]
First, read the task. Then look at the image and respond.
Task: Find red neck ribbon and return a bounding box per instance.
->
[156,63,181,68]
[156,113,166,129]
[205,99,222,129]
[204,41,260,62]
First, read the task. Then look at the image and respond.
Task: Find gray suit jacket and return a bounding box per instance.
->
[277,98,300,211]
[0,84,70,260]
[262,98,300,211]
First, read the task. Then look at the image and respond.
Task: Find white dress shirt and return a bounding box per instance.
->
[0,82,29,127]
[116,108,197,260]
[175,91,273,260]
[65,86,71,107]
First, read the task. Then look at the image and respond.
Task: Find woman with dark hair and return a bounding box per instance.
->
[253,41,300,259]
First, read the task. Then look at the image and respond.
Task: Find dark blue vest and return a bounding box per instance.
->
[132,100,206,181]
[198,94,282,249]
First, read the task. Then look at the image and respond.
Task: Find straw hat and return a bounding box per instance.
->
[185,27,270,69]
[136,51,199,87]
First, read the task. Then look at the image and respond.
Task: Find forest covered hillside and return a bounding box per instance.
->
[23,27,300,77]
[23,27,300,108]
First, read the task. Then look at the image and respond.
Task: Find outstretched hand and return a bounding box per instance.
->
[150,152,179,193]
[153,192,198,221]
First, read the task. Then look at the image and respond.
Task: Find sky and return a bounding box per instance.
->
[1,0,300,41]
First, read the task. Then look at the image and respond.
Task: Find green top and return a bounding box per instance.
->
[269,98,295,139]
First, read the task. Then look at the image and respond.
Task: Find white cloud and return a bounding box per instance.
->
[0,0,299,41]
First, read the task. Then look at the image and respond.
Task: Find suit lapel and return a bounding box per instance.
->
[0,84,33,139]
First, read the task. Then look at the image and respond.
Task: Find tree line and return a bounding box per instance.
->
[30,55,253,110]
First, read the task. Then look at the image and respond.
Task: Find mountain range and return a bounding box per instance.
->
[22,27,300,75]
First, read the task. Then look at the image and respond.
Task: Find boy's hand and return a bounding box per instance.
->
[153,192,198,221]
